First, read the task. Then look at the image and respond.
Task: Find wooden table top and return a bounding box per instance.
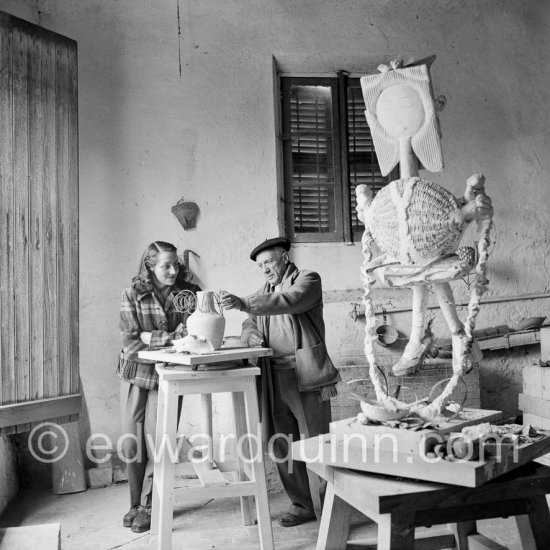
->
[138,345,272,366]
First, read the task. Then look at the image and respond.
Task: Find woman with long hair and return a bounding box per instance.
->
[117,241,199,532]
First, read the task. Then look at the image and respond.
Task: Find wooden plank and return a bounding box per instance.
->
[0,19,15,414]
[55,39,71,397]
[12,25,31,433]
[67,41,79,395]
[51,419,86,494]
[232,390,255,524]
[477,329,540,351]
[330,409,502,456]
[377,510,415,549]
[450,521,477,550]
[0,14,78,424]
[41,35,59,399]
[541,326,550,361]
[523,412,550,430]
[518,393,550,419]
[156,364,260,382]
[517,495,550,549]
[192,460,228,487]
[414,499,530,526]
[467,533,509,550]
[0,523,61,550]
[0,394,81,428]
[293,433,550,488]
[316,484,352,550]
[139,346,272,366]
[28,30,45,401]
[414,535,458,550]
[523,365,543,399]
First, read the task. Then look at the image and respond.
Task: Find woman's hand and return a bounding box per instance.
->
[140,332,152,345]
[247,331,265,347]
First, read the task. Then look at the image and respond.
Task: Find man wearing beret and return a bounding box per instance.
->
[221,237,341,527]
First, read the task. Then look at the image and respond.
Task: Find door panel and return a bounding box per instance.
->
[0,12,80,434]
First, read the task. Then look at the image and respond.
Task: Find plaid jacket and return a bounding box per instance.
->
[117,281,200,390]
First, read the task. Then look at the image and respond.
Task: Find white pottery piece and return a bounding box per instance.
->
[186,291,226,350]
[173,334,214,355]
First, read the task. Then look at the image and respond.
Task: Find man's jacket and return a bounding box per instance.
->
[241,263,341,397]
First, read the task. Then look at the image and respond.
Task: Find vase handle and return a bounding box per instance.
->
[213,292,225,317]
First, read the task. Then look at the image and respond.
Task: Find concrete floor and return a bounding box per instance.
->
[0,480,528,550]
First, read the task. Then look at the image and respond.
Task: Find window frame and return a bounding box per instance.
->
[280,72,396,244]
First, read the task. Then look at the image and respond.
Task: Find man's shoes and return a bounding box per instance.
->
[277,512,316,527]
[131,505,152,533]
[122,505,140,528]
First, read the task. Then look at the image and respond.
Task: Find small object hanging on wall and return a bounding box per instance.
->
[171,198,199,230]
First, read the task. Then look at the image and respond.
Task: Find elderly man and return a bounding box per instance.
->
[221,237,341,527]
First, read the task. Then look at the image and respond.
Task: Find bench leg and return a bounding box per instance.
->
[516,496,550,550]
[450,520,477,550]
[316,484,352,550]
[377,511,415,550]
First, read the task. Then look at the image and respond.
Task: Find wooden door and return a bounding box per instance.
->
[0,12,80,434]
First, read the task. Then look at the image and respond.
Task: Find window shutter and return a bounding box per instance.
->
[280,76,392,243]
[346,81,390,235]
[282,79,343,241]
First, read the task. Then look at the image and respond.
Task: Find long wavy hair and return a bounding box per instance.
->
[131,241,190,293]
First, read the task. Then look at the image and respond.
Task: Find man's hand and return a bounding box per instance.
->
[219,290,244,311]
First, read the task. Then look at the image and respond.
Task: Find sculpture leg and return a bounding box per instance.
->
[432,282,482,374]
[393,284,434,377]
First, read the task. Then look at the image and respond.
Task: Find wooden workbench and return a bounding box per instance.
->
[304,460,550,549]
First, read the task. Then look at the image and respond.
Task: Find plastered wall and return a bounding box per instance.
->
[0,0,549,479]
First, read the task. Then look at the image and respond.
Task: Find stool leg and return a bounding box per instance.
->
[232,390,256,525]
[377,511,415,550]
[450,520,477,550]
[200,393,214,469]
[316,483,352,550]
[516,496,550,550]
[243,377,274,550]
[151,380,166,536]
[154,380,179,550]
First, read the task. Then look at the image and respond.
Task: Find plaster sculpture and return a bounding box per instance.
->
[355,57,493,419]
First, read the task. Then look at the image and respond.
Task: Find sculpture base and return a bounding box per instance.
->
[329,407,502,456]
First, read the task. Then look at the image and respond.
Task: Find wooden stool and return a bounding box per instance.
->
[306,460,550,550]
[151,364,274,550]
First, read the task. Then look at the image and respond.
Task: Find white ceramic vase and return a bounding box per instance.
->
[186,291,225,350]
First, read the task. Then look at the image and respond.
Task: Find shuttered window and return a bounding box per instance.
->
[281,74,396,242]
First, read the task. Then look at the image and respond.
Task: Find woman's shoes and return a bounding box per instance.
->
[122,505,140,528]
[131,505,152,533]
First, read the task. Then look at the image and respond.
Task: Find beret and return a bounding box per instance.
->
[250,237,291,261]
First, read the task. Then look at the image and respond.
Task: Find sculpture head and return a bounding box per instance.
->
[360,57,444,176]
[376,83,425,139]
